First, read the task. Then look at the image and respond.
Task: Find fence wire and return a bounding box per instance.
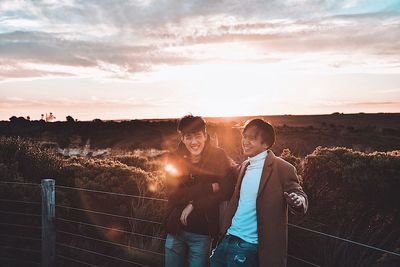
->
[0,222,41,229]
[57,254,97,267]
[56,204,162,225]
[2,181,399,267]
[56,185,167,202]
[57,230,164,256]
[57,242,152,267]
[0,198,41,205]
[0,256,40,266]
[288,223,400,258]
[56,217,166,241]
[0,233,41,242]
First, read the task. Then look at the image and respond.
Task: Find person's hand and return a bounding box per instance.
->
[284,192,304,208]
[180,203,194,226]
[212,183,220,193]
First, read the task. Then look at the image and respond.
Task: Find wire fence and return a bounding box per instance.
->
[56,242,152,267]
[0,256,40,266]
[0,181,42,266]
[54,184,166,266]
[1,180,399,267]
[56,217,166,241]
[56,204,163,225]
[56,185,168,202]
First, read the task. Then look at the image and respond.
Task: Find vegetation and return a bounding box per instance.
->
[0,136,399,266]
[288,147,400,267]
[0,137,166,266]
[1,113,399,156]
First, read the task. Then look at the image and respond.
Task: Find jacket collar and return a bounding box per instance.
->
[257,150,275,197]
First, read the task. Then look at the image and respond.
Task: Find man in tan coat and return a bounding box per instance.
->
[210,118,308,267]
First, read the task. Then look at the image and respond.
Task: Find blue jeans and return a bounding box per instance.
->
[165,231,212,267]
[210,235,259,267]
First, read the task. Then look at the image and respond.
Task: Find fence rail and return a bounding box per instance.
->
[1,179,399,267]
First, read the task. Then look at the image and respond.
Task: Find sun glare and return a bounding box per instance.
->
[152,61,289,117]
[164,164,178,175]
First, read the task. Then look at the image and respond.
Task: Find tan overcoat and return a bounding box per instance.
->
[221,151,308,267]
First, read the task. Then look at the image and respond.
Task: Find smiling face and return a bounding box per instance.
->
[242,125,269,157]
[181,130,207,157]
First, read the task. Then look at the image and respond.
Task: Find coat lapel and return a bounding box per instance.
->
[222,160,250,232]
[233,160,250,199]
[257,150,275,197]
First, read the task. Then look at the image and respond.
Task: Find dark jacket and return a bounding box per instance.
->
[221,151,308,267]
[164,140,235,238]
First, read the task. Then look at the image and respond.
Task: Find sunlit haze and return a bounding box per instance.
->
[1,0,399,120]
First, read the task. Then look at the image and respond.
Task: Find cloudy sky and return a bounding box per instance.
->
[0,0,399,120]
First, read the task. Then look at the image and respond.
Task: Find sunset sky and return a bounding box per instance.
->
[1,0,399,120]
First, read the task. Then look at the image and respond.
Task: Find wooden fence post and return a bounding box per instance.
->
[41,179,55,267]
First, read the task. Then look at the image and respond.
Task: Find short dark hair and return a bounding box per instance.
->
[243,119,275,149]
[177,115,207,135]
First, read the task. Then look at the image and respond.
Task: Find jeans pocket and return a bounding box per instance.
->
[236,240,258,251]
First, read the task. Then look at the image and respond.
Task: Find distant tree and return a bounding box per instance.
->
[26,116,30,121]
[66,116,75,123]
[93,118,103,123]
[41,114,44,120]
[9,116,27,123]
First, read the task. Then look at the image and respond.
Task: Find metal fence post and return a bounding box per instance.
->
[41,179,55,267]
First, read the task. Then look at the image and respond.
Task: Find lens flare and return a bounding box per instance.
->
[164,163,178,175]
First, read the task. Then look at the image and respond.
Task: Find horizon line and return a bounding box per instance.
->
[3,112,400,123]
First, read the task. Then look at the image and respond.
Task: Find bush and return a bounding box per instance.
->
[0,137,166,266]
[294,147,400,267]
[0,137,65,183]
[113,155,149,170]
[3,137,399,266]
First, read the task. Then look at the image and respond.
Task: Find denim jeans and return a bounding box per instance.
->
[210,235,259,267]
[165,231,212,267]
